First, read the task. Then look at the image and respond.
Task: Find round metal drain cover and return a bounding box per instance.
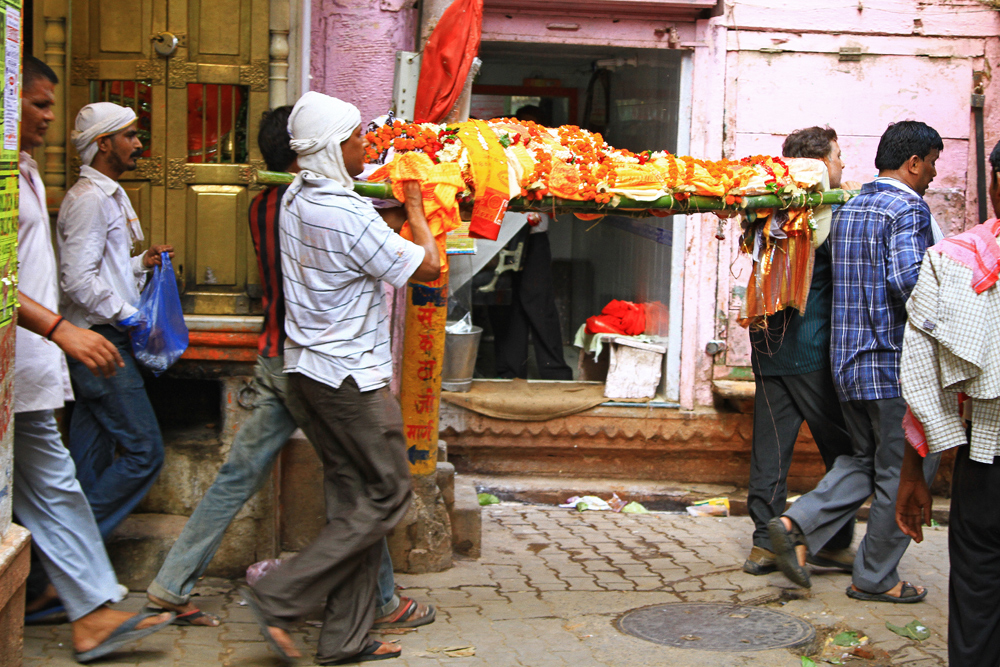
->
[617,603,815,652]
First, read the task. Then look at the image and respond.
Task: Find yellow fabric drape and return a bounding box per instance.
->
[455,119,510,240]
[389,151,466,279]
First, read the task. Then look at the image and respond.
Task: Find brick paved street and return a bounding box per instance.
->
[23,503,950,666]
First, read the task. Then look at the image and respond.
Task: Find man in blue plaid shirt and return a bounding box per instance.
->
[769,121,942,603]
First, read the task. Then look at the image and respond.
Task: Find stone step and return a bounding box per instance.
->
[451,476,481,558]
[106,513,261,591]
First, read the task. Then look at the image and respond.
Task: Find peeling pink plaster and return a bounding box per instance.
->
[310,0,418,123]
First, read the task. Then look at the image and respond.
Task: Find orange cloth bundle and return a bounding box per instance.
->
[389,151,466,280]
[585,299,646,336]
[739,208,815,327]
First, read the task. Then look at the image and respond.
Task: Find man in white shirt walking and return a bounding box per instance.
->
[239,91,440,665]
[57,101,172,539]
[13,55,173,663]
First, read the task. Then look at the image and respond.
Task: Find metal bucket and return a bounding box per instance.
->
[441,325,483,392]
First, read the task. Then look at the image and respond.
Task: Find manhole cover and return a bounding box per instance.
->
[617,602,815,652]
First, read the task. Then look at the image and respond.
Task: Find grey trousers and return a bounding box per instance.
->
[785,397,939,594]
[748,369,855,552]
[12,410,120,621]
[253,374,412,664]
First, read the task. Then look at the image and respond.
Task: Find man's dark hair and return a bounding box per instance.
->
[874,121,943,171]
[515,105,542,123]
[782,126,838,159]
[24,55,58,90]
[989,139,1000,178]
[258,106,295,172]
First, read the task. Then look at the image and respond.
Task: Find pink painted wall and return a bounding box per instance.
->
[309,0,1000,409]
[309,0,419,124]
[717,0,1000,375]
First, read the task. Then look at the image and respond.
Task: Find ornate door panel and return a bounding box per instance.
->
[69,0,269,315]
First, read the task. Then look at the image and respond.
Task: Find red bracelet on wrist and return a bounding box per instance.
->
[44,316,65,340]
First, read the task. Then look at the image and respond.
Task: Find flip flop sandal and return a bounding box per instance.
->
[147,606,221,627]
[768,516,812,588]
[25,600,66,625]
[238,586,294,663]
[846,581,927,604]
[74,609,176,664]
[372,597,436,629]
[322,640,401,665]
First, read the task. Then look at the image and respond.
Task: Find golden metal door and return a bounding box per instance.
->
[69,0,269,315]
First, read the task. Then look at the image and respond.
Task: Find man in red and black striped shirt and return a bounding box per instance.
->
[146,107,434,633]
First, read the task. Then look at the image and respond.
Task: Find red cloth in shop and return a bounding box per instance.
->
[585,300,646,336]
[413,0,483,123]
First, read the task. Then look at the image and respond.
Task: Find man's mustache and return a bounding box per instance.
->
[130,149,144,159]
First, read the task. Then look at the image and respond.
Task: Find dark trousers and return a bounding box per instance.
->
[949,445,1000,667]
[67,324,165,539]
[748,369,855,552]
[786,397,939,593]
[489,231,572,380]
[253,374,411,664]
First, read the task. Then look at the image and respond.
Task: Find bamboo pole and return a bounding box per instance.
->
[255,170,858,213]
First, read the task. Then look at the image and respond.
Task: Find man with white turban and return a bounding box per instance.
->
[57,102,174,541]
[14,55,175,663]
[239,91,440,665]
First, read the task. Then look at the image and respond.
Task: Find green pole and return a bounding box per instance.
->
[255,170,858,214]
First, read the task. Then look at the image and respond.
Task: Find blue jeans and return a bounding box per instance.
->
[148,355,398,615]
[67,325,164,540]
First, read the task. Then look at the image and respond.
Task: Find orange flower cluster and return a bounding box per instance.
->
[365,120,446,163]
[365,119,805,208]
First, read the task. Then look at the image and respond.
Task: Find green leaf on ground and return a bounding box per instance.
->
[621,501,649,514]
[832,631,860,647]
[886,619,930,641]
[801,657,816,667]
[477,493,500,506]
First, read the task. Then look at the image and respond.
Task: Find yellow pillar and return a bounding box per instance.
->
[399,271,447,476]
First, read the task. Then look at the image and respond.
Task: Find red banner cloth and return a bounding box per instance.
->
[413,0,483,124]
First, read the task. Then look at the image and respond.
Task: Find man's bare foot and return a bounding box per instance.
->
[26,584,59,613]
[780,517,808,567]
[147,594,220,627]
[371,641,401,658]
[268,626,303,658]
[850,582,925,598]
[72,607,173,653]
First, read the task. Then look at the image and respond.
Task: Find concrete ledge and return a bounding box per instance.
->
[451,477,482,558]
[0,524,31,667]
[107,514,260,590]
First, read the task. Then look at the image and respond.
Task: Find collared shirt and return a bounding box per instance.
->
[57,165,149,328]
[902,246,1000,463]
[830,180,934,401]
[280,171,424,392]
[15,153,73,413]
[248,184,289,357]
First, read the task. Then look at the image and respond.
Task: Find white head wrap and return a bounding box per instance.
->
[71,102,138,166]
[287,91,362,188]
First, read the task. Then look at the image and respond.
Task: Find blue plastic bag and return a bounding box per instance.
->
[120,252,189,374]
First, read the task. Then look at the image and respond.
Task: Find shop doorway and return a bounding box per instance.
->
[468,42,688,401]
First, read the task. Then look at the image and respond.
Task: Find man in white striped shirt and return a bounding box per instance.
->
[240,92,440,665]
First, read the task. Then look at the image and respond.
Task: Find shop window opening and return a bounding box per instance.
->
[462,42,687,404]
[186,83,249,164]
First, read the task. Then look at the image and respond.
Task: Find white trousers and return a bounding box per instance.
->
[12,410,120,621]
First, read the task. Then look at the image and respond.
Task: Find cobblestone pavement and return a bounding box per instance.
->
[23,503,950,666]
